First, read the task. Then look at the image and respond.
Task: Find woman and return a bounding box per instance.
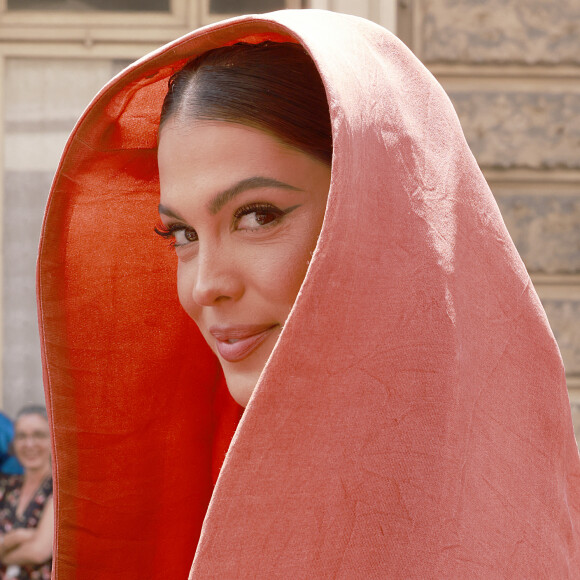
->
[156,41,331,408]
[38,9,580,579]
[0,407,52,580]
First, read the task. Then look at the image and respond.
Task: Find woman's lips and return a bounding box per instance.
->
[209,324,278,363]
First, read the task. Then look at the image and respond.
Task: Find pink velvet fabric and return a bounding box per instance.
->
[37,9,580,578]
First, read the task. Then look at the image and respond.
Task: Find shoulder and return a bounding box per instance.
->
[35,477,53,503]
[0,473,22,490]
[0,473,22,503]
[42,477,52,495]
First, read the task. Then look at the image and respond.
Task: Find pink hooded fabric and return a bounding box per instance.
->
[37,9,580,579]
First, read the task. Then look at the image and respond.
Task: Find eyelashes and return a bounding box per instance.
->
[155,202,300,248]
[153,223,172,239]
[233,202,287,229]
[154,222,198,247]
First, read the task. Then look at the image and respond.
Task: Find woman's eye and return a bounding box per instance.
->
[154,222,198,247]
[173,227,198,246]
[235,204,285,231]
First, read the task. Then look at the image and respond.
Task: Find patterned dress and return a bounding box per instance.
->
[0,475,52,580]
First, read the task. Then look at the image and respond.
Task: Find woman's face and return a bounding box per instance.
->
[158,120,330,406]
[14,413,51,473]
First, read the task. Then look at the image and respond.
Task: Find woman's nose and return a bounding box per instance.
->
[191,245,244,306]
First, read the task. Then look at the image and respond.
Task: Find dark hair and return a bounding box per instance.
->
[160,41,332,166]
[16,405,48,422]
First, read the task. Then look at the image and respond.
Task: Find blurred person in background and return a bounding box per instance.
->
[0,405,52,580]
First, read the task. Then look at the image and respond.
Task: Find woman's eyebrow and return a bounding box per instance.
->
[158,204,184,220]
[208,176,301,215]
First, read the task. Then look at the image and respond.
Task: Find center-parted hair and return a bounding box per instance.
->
[159,41,333,166]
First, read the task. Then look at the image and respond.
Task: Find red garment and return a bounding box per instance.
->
[38,9,580,579]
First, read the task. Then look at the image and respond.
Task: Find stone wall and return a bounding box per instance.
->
[419,0,580,64]
[399,0,580,440]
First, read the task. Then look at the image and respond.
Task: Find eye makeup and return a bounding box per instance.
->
[155,202,301,246]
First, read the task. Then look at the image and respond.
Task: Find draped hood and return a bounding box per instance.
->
[37,9,580,579]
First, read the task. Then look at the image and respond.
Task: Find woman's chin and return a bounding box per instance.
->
[19,459,50,473]
[223,369,262,408]
[218,328,280,407]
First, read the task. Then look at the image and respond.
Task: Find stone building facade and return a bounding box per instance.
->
[1,1,578,441]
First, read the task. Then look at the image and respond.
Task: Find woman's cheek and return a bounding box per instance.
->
[257,241,312,307]
[177,261,199,321]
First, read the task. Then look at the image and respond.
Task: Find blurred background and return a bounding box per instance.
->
[0,0,579,438]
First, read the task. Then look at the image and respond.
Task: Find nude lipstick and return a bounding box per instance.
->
[209,324,278,363]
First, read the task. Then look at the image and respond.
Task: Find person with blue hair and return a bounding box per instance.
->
[0,413,22,476]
